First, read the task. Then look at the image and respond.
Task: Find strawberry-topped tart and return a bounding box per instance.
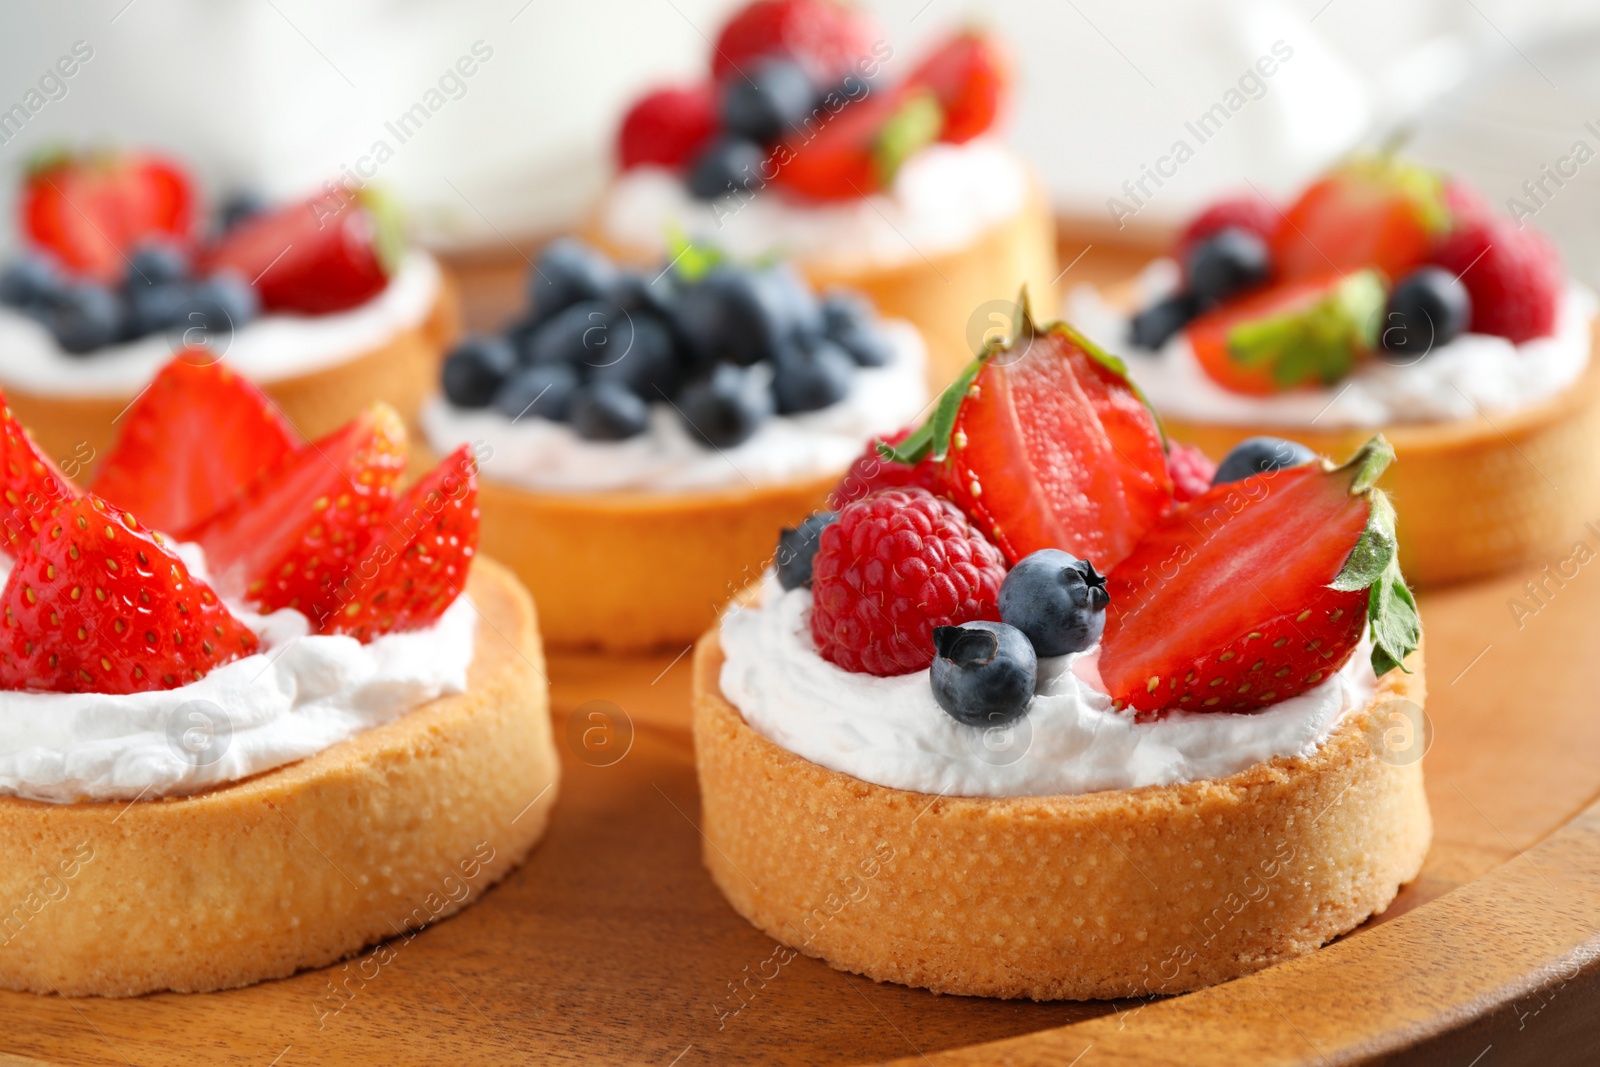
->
[421,237,928,651]
[0,147,458,469]
[692,300,1428,999]
[583,0,1058,387]
[1067,153,1600,587]
[0,353,555,997]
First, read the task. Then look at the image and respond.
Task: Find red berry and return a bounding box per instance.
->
[91,353,299,537]
[905,30,1010,144]
[712,0,881,86]
[0,395,79,558]
[1165,443,1216,502]
[617,84,718,171]
[1175,193,1279,265]
[810,488,1006,676]
[829,427,945,508]
[205,187,399,314]
[1431,214,1562,343]
[0,498,257,694]
[22,149,197,283]
[1270,157,1448,282]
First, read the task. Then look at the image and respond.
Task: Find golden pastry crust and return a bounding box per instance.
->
[5,268,460,477]
[582,179,1060,390]
[692,632,1431,1000]
[0,557,557,997]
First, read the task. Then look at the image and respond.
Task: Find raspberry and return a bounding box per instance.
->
[810,488,1006,676]
[1432,214,1562,344]
[1176,193,1280,265]
[828,428,945,509]
[1166,442,1217,502]
[617,85,717,171]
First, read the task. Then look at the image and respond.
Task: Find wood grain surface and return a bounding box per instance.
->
[3,233,1598,1064]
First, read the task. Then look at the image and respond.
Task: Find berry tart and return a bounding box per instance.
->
[584,0,1058,386]
[0,354,556,996]
[0,148,459,468]
[420,238,927,652]
[1068,154,1600,586]
[692,304,1428,1000]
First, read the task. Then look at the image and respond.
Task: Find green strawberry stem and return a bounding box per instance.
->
[873,91,944,189]
[356,185,408,278]
[1327,434,1419,677]
[1226,269,1386,389]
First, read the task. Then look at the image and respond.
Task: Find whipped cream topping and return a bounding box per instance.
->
[0,252,441,398]
[719,574,1377,798]
[1065,259,1596,429]
[422,320,929,494]
[0,544,477,804]
[596,138,1030,271]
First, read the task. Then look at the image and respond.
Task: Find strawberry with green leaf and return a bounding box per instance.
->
[773,89,943,201]
[1270,154,1450,282]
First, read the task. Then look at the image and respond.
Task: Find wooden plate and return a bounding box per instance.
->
[3,238,1597,1065]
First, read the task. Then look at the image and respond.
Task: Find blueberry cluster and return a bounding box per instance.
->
[689,59,855,201]
[934,551,1110,727]
[441,238,892,448]
[1131,228,1272,350]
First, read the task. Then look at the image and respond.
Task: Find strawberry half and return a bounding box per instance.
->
[0,396,80,557]
[90,353,300,537]
[773,88,943,201]
[905,30,1011,144]
[189,404,406,626]
[0,498,257,694]
[1099,436,1419,715]
[21,149,198,283]
[1270,155,1449,282]
[326,446,479,641]
[205,186,402,314]
[1187,270,1386,395]
[883,299,1172,570]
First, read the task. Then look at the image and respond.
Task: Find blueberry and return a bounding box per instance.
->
[760,264,824,340]
[123,283,190,339]
[527,299,619,368]
[125,242,190,290]
[675,267,786,367]
[821,290,892,366]
[998,550,1110,658]
[1212,436,1316,485]
[590,313,681,400]
[1186,228,1271,307]
[1379,267,1470,359]
[218,190,269,232]
[171,272,259,344]
[442,335,518,407]
[48,284,124,354]
[687,138,768,201]
[776,510,838,591]
[1129,292,1200,351]
[528,238,615,324]
[720,58,818,145]
[930,621,1037,727]
[773,337,853,414]
[494,363,579,422]
[604,270,676,318]
[569,381,650,441]
[0,255,65,310]
[677,363,774,448]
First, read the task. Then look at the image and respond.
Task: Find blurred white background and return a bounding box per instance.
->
[2,0,1600,280]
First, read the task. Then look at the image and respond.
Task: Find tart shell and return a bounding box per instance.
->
[691,632,1430,1000]
[582,180,1060,391]
[6,266,460,476]
[0,557,556,998]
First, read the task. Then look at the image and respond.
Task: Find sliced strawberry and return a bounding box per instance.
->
[712,0,883,86]
[0,497,258,694]
[1270,155,1449,282]
[189,405,406,626]
[905,30,1011,143]
[0,396,80,557]
[1100,437,1418,715]
[772,88,942,201]
[618,84,718,171]
[1187,270,1386,395]
[22,149,197,283]
[325,446,479,641]
[90,353,300,537]
[884,305,1172,571]
[204,186,401,314]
